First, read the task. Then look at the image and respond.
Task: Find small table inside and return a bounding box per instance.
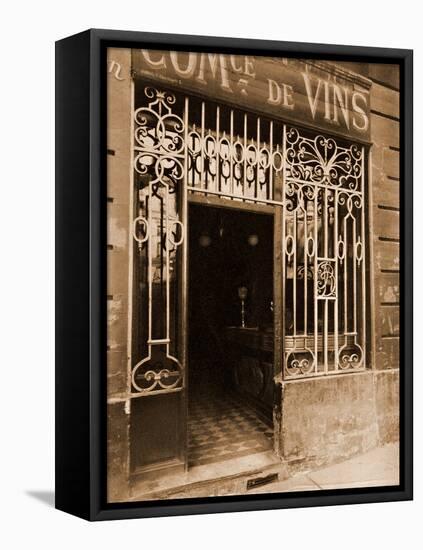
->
[223,326,274,423]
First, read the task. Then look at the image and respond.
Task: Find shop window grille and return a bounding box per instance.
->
[130,84,367,392]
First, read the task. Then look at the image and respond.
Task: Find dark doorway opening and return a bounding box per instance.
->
[188,203,275,468]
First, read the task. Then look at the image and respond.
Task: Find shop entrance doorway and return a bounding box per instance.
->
[188,203,276,468]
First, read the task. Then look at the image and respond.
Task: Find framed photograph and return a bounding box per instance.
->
[55,29,413,521]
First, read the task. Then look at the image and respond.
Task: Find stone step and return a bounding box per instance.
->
[129,451,289,501]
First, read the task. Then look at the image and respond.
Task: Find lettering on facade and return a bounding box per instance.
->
[133,50,371,140]
[108,60,125,81]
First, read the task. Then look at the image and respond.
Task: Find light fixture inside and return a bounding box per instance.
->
[198,233,211,248]
[247,234,259,247]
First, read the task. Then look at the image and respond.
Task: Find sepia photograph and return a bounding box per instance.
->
[106,46,401,504]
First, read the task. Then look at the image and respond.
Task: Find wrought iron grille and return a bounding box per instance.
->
[131,88,187,396]
[185,99,285,205]
[130,84,367,394]
[283,128,366,378]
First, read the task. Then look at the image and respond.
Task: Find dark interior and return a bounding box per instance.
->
[187,203,275,467]
[188,204,274,393]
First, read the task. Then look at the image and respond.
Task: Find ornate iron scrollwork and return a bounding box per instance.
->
[186,108,284,204]
[285,128,363,190]
[285,349,315,377]
[131,86,367,384]
[317,261,336,298]
[131,87,186,396]
[283,126,366,379]
[338,342,364,370]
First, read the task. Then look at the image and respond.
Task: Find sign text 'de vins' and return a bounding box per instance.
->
[131,50,371,142]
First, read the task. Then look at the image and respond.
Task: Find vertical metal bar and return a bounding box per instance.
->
[216,105,220,192]
[147,176,153,345]
[293,210,297,337]
[256,117,261,201]
[273,204,283,452]
[314,183,318,373]
[324,188,328,258]
[127,78,136,396]
[158,197,164,339]
[182,96,189,469]
[281,124,287,378]
[269,121,274,201]
[343,215,348,334]
[334,189,339,370]
[352,216,357,335]
[165,185,170,342]
[368,148,376,369]
[201,101,205,190]
[243,113,247,200]
[324,300,328,374]
[304,201,308,335]
[361,146,367,367]
[230,109,234,196]
[323,187,328,372]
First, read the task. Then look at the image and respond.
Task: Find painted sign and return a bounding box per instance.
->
[131,50,372,142]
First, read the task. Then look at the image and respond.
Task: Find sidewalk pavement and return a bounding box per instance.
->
[250,442,399,494]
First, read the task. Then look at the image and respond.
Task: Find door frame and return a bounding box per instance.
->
[186,192,283,466]
[128,82,285,475]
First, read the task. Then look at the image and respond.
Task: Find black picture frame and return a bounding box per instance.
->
[55,28,413,521]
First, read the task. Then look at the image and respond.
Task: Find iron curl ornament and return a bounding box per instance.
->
[130,86,367,385]
[186,110,284,203]
[131,86,186,396]
[282,125,366,379]
[134,87,185,189]
[317,260,337,298]
[131,346,183,394]
[285,127,363,190]
[338,342,364,370]
[285,350,315,377]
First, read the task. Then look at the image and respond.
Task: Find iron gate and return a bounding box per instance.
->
[130,84,367,394]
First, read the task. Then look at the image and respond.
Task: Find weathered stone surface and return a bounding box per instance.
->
[383,147,400,178]
[374,208,400,240]
[107,350,127,397]
[107,295,128,352]
[370,83,399,118]
[375,370,400,444]
[368,64,400,91]
[107,402,130,502]
[379,272,400,303]
[376,338,400,370]
[281,372,380,471]
[104,56,402,502]
[370,95,400,381]
[371,113,399,148]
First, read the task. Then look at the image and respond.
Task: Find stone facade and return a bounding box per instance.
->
[106,50,400,502]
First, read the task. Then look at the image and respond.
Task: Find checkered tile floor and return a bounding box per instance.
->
[188,390,273,467]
